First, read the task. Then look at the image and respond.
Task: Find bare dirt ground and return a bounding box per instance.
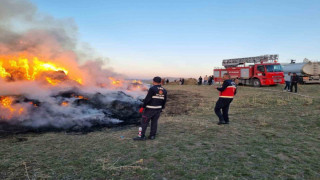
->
[163,90,202,116]
[0,84,319,179]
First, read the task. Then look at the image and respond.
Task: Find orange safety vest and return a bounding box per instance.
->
[219,84,236,98]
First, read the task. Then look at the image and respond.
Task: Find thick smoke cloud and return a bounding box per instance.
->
[0,0,145,130]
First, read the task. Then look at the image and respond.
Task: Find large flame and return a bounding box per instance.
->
[0,54,82,86]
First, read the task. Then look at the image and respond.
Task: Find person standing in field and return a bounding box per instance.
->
[214,73,237,125]
[284,72,291,91]
[161,78,165,85]
[198,76,202,85]
[133,76,167,140]
[204,75,208,85]
[290,73,299,93]
[166,79,169,84]
[208,76,213,85]
[212,75,215,85]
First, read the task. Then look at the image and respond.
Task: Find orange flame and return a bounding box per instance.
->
[0,96,25,119]
[61,101,69,106]
[128,80,147,91]
[71,94,89,100]
[29,102,38,107]
[46,77,61,86]
[108,77,123,87]
[132,80,143,84]
[0,54,82,85]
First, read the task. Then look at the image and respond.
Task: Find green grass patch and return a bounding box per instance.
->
[1,84,319,179]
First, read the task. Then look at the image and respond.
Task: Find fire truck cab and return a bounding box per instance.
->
[214,55,285,87]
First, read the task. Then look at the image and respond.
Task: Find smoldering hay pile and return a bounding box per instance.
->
[0,0,146,132]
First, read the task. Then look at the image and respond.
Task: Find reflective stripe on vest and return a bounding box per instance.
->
[219,86,236,98]
[146,105,162,109]
[152,96,165,99]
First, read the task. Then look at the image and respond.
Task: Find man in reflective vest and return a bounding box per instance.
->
[133,76,167,140]
[214,73,237,125]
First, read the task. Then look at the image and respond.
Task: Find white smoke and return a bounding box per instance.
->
[0,0,146,130]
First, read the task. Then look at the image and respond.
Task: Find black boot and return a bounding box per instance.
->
[217,121,226,125]
[133,136,146,141]
[148,135,156,140]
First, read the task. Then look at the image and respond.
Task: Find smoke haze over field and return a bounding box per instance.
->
[0,0,145,129]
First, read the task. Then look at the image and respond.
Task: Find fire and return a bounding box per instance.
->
[46,77,61,86]
[0,54,82,85]
[61,101,69,106]
[0,96,25,119]
[128,80,147,91]
[0,97,15,112]
[108,77,123,87]
[132,80,143,84]
[29,102,38,107]
[71,94,89,100]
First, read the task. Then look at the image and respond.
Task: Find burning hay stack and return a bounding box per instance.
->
[0,0,146,133]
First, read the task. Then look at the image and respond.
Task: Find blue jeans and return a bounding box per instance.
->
[284,81,290,90]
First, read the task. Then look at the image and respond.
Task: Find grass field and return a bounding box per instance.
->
[1,84,319,179]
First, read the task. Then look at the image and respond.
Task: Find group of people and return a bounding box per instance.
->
[198,75,214,85]
[179,78,185,85]
[172,78,185,85]
[284,72,299,93]
[161,78,170,85]
[133,73,236,141]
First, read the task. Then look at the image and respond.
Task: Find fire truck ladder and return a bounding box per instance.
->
[222,54,279,68]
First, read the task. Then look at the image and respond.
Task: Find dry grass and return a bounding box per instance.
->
[0,84,319,179]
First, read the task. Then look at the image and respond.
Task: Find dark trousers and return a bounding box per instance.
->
[290,82,298,93]
[141,109,161,137]
[214,98,233,123]
[284,81,290,90]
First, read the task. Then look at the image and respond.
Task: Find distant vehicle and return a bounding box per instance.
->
[214,54,285,87]
[282,59,320,84]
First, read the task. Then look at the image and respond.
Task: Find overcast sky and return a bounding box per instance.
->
[30,0,320,78]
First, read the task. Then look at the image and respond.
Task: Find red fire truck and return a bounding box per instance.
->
[214,55,285,87]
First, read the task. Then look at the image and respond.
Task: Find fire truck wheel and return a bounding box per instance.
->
[253,79,261,87]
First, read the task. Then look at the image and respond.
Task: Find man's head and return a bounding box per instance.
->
[293,73,297,76]
[288,72,291,75]
[223,73,231,80]
[153,76,162,85]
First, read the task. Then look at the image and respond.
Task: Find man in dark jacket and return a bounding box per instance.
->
[208,76,213,85]
[290,73,299,93]
[214,73,237,125]
[133,76,167,140]
[198,76,202,85]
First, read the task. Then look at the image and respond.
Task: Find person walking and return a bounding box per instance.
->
[214,73,237,125]
[133,76,167,140]
[284,72,291,91]
[290,73,299,93]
